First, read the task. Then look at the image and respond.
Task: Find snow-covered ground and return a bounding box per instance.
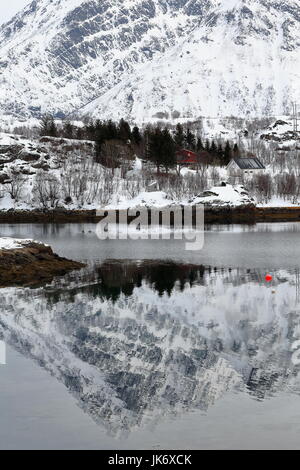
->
[106,185,254,209]
[0,117,299,212]
[0,238,36,250]
[259,119,300,148]
[105,191,177,210]
[256,198,300,208]
[191,185,254,207]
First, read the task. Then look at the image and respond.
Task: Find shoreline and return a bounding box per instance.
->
[0,240,85,287]
[0,206,299,224]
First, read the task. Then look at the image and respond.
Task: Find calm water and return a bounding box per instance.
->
[1,222,300,449]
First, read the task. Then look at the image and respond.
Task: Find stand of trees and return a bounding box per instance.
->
[40,115,240,172]
[40,116,142,145]
[147,127,176,173]
[174,124,239,165]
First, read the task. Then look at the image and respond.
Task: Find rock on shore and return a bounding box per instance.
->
[0,238,85,287]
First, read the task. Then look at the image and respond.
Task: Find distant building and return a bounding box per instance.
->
[146,181,160,192]
[176,149,211,167]
[176,149,198,165]
[227,157,265,180]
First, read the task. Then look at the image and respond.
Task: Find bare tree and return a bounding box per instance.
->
[6,171,25,201]
[33,172,61,209]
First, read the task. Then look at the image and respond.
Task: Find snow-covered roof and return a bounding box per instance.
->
[232,157,265,170]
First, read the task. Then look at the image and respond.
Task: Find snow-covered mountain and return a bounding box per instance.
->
[0,0,299,122]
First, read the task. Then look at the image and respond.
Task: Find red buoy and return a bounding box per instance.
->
[265,274,273,283]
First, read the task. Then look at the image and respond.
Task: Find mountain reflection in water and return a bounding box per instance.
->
[1,260,300,436]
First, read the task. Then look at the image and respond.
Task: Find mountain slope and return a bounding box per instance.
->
[0,0,299,121]
[83,0,300,121]
[0,0,211,117]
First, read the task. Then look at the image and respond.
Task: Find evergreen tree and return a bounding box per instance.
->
[49,120,58,137]
[217,143,224,163]
[185,128,196,150]
[106,120,118,140]
[210,140,217,155]
[118,118,131,142]
[174,124,184,148]
[40,114,50,136]
[143,125,152,159]
[85,122,96,140]
[224,141,232,165]
[132,126,142,146]
[161,128,176,172]
[62,120,74,139]
[40,114,57,137]
[148,127,176,173]
[196,137,204,152]
[95,120,107,159]
[205,139,211,152]
[76,127,83,140]
[149,127,163,173]
[233,143,240,157]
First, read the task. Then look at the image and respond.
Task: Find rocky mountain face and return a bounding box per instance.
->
[0,0,299,122]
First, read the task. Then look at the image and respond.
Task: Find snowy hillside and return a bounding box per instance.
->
[0,0,299,122]
[0,128,299,211]
[84,0,300,122]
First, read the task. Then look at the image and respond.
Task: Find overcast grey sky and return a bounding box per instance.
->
[0,0,31,25]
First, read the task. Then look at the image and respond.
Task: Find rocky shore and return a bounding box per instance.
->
[0,209,98,223]
[256,207,300,222]
[1,205,300,225]
[0,239,85,287]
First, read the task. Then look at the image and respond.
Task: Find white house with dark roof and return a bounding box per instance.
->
[227,157,265,180]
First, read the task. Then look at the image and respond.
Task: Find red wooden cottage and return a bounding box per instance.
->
[176,149,198,165]
[176,149,210,167]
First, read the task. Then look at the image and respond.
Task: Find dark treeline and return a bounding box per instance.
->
[173,123,239,166]
[40,115,239,171]
[40,115,141,144]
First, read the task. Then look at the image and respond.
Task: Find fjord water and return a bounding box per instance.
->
[1,222,300,450]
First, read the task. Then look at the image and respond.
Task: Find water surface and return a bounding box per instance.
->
[1,222,300,449]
